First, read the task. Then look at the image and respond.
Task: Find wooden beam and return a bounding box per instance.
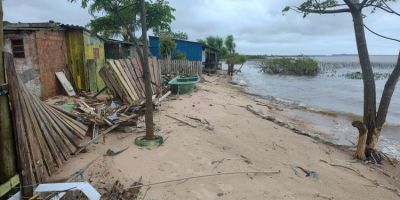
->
[0,174,19,198]
[0,1,17,186]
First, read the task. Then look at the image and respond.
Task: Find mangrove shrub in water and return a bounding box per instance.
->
[257,57,319,76]
[345,72,391,80]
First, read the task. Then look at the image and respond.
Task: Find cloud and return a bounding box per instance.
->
[3,0,400,55]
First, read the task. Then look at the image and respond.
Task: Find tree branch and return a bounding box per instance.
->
[364,24,400,43]
[343,0,358,11]
[297,7,351,14]
[360,0,370,7]
[376,51,400,127]
[363,1,400,16]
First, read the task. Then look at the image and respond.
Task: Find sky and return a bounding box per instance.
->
[3,0,400,55]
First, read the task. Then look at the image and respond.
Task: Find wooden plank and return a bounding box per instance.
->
[109,60,137,102]
[116,59,140,100]
[39,102,80,151]
[12,81,35,197]
[118,59,139,99]
[124,59,144,99]
[6,59,35,197]
[99,69,117,97]
[120,59,141,100]
[19,92,46,182]
[152,57,161,91]
[22,94,57,176]
[106,60,133,103]
[100,65,127,103]
[128,58,145,98]
[48,107,88,138]
[107,61,133,103]
[0,174,19,198]
[28,95,65,166]
[130,58,146,94]
[55,72,76,96]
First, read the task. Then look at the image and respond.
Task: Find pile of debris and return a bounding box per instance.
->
[4,49,169,197]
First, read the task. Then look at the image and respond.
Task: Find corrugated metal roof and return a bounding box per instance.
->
[60,24,90,32]
[3,21,91,33]
[4,21,63,31]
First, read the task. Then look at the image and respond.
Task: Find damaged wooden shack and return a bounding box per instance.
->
[4,22,107,100]
[2,22,163,198]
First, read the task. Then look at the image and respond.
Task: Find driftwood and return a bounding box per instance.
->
[124,170,281,190]
[166,114,197,128]
[320,160,400,197]
[244,105,349,150]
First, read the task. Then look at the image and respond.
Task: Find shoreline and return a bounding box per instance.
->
[232,76,400,160]
[50,73,400,199]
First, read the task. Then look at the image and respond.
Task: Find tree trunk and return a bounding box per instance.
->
[352,121,367,160]
[228,63,234,76]
[140,0,154,140]
[350,10,377,150]
[376,52,400,128]
[0,0,18,185]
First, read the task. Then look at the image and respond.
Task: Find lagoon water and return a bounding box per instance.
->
[234,55,400,158]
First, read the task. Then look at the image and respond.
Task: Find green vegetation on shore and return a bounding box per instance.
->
[257,57,319,76]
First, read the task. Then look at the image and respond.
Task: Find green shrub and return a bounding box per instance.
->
[257,57,319,76]
[173,51,186,60]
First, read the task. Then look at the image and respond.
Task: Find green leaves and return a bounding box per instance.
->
[159,34,176,59]
[282,6,290,13]
[69,0,175,42]
[155,30,189,40]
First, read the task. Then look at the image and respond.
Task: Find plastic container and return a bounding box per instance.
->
[168,75,200,94]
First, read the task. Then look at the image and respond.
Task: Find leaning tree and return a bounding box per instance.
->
[285,0,400,161]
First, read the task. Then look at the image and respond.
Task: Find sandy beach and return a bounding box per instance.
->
[51,73,400,200]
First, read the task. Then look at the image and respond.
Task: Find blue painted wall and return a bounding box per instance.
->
[149,36,203,61]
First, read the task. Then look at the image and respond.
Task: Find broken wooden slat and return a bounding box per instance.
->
[108,60,135,102]
[55,72,76,96]
[119,59,141,100]
[19,92,47,182]
[123,59,143,99]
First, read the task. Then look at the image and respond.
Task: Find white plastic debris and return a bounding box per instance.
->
[238,80,247,86]
[34,182,100,200]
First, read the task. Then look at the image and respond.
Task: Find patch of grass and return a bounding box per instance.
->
[257,57,319,76]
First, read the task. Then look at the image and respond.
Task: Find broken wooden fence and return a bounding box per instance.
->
[5,53,88,196]
[159,59,202,76]
[100,56,161,104]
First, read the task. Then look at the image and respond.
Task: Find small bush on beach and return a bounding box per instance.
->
[257,57,319,76]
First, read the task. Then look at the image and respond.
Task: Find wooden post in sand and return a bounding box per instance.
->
[0,0,18,188]
[352,121,368,160]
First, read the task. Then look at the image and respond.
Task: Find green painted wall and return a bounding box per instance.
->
[65,31,85,90]
[65,31,105,92]
[83,32,105,92]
